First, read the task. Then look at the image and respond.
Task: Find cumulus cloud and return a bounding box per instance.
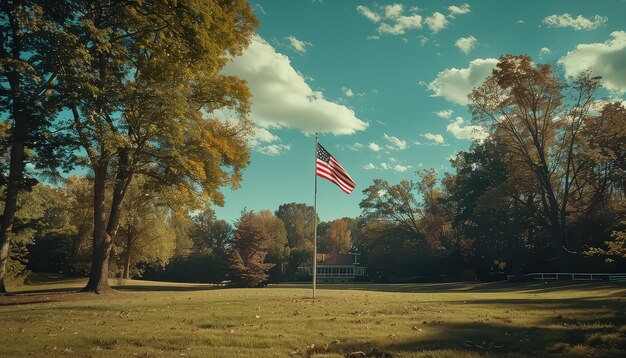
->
[385,4,404,18]
[368,142,382,151]
[383,133,407,150]
[421,133,445,144]
[358,4,460,36]
[393,164,410,172]
[222,36,368,135]
[425,12,448,33]
[455,36,477,54]
[540,47,551,55]
[347,142,365,151]
[247,127,293,156]
[448,3,470,17]
[446,117,489,142]
[286,35,312,54]
[543,13,607,31]
[342,87,354,97]
[357,5,381,23]
[558,31,626,93]
[378,14,423,35]
[435,109,453,118]
[363,163,377,170]
[255,144,291,156]
[427,58,499,105]
[357,3,422,36]
[249,127,279,147]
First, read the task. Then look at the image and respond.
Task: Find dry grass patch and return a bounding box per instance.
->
[0,279,625,357]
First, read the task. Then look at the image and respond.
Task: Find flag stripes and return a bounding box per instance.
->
[316,143,356,194]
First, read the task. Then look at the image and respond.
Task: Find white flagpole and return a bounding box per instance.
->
[313,133,318,299]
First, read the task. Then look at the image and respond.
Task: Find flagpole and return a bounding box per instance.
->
[313,133,318,299]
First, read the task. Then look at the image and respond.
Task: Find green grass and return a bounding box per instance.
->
[1,277,625,357]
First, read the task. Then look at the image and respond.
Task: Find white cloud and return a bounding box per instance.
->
[425,12,448,33]
[385,4,404,18]
[256,144,291,156]
[285,35,312,54]
[358,4,422,36]
[249,127,279,147]
[357,5,381,23]
[366,35,380,40]
[342,87,354,97]
[516,20,525,24]
[540,47,551,55]
[435,109,453,118]
[380,163,390,170]
[558,31,626,93]
[383,133,407,150]
[347,142,365,151]
[247,127,293,156]
[446,117,489,142]
[368,142,382,151]
[448,3,470,17]
[427,58,499,105]
[363,163,377,170]
[223,36,368,135]
[421,133,445,144]
[378,14,422,35]
[393,164,410,172]
[543,13,607,31]
[455,36,477,54]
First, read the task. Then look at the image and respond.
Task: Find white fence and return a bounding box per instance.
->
[507,273,626,282]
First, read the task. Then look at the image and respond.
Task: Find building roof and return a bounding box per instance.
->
[300,253,357,266]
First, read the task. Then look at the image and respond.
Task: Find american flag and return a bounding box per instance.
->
[316,143,356,194]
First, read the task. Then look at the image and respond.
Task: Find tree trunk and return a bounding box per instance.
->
[0,105,26,294]
[83,164,113,293]
[123,230,133,280]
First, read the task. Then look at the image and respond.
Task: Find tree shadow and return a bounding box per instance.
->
[0,299,59,307]
[112,284,223,292]
[280,281,626,295]
[329,319,626,357]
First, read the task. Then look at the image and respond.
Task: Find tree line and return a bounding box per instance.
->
[2,2,625,292]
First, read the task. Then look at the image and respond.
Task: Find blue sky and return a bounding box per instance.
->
[214,0,626,222]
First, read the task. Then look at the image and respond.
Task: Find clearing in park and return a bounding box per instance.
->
[0,277,625,357]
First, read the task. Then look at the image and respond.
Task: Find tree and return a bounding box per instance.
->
[0,0,75,293]
[443,140,546,275]
[191,208,233,257]
[254,210,288,280]
[275,203,317,250]
[469,55,624,264]
[275,203,318,276]
[51,0,257,292]
[229,210,275,287]
[360,170,452,251]
[114,178,175,279]
[360,179,423,239]
[587,222,626,262]
[318,218,352,254]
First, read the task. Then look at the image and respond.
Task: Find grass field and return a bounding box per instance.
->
[1,277,625,357]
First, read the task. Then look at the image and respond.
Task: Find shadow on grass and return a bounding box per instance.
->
[0,299,59,307]
[112,284,223,292]
[281,281,626,295]
[329,319,626,357]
